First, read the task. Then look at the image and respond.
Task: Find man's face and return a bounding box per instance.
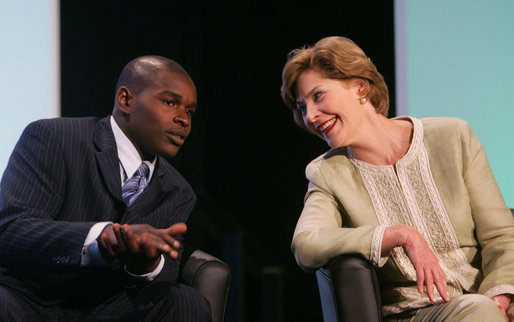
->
[125,70,197,160]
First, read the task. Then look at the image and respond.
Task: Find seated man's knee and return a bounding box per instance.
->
[0,286,40,320]
[151,282,211,321]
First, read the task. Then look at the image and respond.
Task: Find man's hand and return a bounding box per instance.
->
[97,223,187,275]
[382,225,450,303]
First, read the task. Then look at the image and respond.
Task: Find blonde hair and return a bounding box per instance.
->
[280,36,389,129]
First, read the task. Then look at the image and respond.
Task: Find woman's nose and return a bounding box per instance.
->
[304,103,319,124]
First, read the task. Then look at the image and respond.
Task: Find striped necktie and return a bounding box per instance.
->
[122,162,149,206]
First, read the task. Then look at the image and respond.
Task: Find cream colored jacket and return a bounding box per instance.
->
[291,117,514,315]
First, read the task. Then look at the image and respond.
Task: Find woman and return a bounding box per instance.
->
[281,36,514,321]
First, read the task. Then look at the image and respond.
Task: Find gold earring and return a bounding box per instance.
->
[360,98,367,104]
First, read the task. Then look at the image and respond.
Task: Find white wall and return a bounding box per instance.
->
[0,0,59,173]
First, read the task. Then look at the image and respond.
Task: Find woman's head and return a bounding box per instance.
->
[281,36,389,130]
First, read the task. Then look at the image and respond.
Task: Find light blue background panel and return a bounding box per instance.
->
[0,1,59,173]
[396,0,514,207]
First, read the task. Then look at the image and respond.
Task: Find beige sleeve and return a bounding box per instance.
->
[459,120,514,297]
[291,160,382,270]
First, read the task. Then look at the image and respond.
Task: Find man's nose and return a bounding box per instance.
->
[174,108,190,127]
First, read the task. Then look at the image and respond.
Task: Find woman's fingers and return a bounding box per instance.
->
[424,267,437,302]
[415,263,450,303]
[434,269,450,302]
[416,266,425,294]
[403,228,450,302]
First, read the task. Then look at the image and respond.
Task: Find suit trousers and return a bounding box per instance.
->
[0,281,211,321]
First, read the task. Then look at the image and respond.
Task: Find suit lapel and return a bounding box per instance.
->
[93,117,123,204]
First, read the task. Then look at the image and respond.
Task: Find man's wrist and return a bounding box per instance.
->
[124,255,165,281]
[81,222,113,267]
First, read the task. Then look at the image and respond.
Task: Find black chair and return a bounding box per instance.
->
[179,246,231,322]
[316,254,381,322]
[316,208,514,322]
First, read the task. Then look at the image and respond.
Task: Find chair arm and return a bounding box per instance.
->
[316,254,382,322]
[180,249,231,322]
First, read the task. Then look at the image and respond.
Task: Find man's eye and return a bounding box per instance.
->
[185,108,195,117]
[165,100,177,107]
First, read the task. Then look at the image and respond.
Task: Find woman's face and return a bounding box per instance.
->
[295,69,364,148]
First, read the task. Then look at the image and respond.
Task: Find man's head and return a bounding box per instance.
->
[113,55,197,161]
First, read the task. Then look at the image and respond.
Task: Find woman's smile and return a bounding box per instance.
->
[318,117,337,134]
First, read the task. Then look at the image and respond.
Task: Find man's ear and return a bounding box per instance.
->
[116,86,133,114]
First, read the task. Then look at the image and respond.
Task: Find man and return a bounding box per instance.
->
[0,56,211,321]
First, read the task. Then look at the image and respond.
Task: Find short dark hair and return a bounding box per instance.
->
[115,55,191,95]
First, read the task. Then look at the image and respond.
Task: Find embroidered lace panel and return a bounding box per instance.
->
[349,117,481,315]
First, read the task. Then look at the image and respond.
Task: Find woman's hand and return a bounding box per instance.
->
[382,225,450,303]
[491,294,511,321]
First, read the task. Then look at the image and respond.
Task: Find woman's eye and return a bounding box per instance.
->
[296,104,306,114]
[313,92,323,102]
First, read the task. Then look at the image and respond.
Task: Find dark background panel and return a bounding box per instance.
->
[61,1,395,321]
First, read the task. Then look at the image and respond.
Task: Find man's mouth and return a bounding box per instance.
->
[166,131,186,146]
[318,117,337,134]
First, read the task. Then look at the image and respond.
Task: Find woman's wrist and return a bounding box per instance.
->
[382,225,410,253]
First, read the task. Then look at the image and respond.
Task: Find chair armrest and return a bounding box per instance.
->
[180,249,231,322]
[316,254,382,322]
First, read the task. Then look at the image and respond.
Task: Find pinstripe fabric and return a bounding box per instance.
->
[0,117,209,320]
[0,282,212,321]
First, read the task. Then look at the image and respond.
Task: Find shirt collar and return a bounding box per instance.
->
[110,116,156,183]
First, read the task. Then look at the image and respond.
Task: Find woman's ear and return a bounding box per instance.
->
[352,78,369,99]
[116,86,133,114]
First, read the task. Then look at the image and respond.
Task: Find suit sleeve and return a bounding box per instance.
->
[0,121,94,273]
[157,191,196,283]
[459,120,514,297]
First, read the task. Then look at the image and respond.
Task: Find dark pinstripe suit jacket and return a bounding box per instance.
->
[0,116,195,304]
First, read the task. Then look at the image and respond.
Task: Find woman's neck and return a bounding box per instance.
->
[348,115,413,166]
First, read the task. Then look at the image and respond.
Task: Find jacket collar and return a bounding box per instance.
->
[93,116,178,221]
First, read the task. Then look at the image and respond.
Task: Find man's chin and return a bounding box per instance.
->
[143,145,180,161]
[161,146,181,160]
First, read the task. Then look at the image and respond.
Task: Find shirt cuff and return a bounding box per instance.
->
[483,285,514,299]
[370,225,389,267]
[123,254,165,281]
[81,222,113,267]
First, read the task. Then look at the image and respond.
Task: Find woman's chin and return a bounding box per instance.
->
[326,139,345,149]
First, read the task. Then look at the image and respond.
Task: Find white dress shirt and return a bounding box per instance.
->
[80,116,163,281]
